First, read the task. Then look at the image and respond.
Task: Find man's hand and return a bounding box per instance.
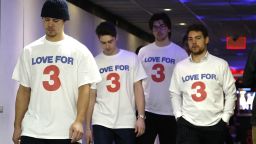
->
[12,127,22,144]
[85,129,93,144]
[69,121,84,143]
[135,118,145,137]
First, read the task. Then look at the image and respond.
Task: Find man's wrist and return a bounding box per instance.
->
[14,122,22,129]
[137,114,146,120]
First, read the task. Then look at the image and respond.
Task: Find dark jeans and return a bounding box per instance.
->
[93,125,136,144]
[20,136,81,144]
[136,111,177,144]
[176,117,226,144]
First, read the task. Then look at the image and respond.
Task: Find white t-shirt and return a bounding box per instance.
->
[12,35,102,139]
[92,49,147,128]
[138,42,187,115]
[169,52,237,126]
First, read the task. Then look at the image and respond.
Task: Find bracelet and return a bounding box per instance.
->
[137,114,146,119]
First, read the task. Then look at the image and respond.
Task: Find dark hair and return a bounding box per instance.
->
[135,45,144,55]
[41,0,70,21]
[149,12,172,38]
[186,24,208,38]
[96,22,117,37]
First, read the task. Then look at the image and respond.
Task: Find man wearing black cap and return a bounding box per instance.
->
[12,0,101,144]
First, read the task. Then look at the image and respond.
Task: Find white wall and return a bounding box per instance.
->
[0,0,23,144]
[23,0,44,45]
[0,0,145,143]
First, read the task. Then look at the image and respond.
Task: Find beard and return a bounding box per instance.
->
[189,45,206,55]
[46,30,57,38]
[45,27,58,38]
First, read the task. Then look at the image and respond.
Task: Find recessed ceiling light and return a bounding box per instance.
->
[179,22,187,26]
[163,8,172,11]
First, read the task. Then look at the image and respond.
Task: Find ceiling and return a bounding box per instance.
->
[69,0,256,69]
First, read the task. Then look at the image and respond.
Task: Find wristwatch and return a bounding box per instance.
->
[137,114,146,119]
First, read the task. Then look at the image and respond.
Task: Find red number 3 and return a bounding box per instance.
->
[43,65,61,91]
[191,81,207,102]
[107,73,120,92]
[151,64,165,82]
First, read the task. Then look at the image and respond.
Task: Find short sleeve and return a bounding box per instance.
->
[12,49,31,87]
[133,55,147,82]
[77,47,102,87]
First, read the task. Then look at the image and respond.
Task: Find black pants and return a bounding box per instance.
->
[136,111,177,144]
[93,125,136,144]
[20,136,80,144]
[177,117,226,144]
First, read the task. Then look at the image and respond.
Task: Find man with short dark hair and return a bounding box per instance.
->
[137,12,188,144]
[85,21,147,144]
[169,24,237,144]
